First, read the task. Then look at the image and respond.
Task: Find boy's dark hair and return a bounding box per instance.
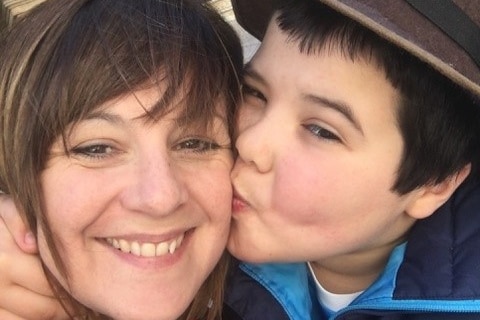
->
[276,0,480,194]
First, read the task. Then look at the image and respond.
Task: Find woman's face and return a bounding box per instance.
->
[38,85,233,320]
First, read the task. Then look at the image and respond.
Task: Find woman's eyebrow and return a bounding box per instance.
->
[83,111,125,125]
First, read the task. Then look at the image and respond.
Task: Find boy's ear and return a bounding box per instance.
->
[406,164,471,219]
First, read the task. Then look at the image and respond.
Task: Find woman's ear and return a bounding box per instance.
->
[406,164,471,219]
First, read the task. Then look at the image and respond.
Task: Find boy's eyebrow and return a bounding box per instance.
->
[303,94,364,135]
[244,62,364,135]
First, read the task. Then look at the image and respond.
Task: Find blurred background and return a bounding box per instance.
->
[209,0,260,61]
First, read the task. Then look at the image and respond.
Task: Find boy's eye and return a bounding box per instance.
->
[174,138,221,153]
[242,83,266,102]
[304,124,341,142]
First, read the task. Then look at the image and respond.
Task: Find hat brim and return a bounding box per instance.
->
[231,0,480,98]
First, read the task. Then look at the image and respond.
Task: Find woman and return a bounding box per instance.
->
[0,0,242,319]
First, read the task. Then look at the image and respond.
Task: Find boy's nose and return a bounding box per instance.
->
[120,154,187,217]
[235,114,275,173]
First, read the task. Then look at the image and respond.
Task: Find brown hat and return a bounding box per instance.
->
[231,0,480,98]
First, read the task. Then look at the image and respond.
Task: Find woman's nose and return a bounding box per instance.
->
[120,152,187,217]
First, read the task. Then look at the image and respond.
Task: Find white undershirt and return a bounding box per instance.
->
[307,262,363,312]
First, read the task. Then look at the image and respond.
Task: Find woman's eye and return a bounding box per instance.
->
[242,83,266,102]
[175,138,221,153]
[71,144,115,159]
[304,124,341,142]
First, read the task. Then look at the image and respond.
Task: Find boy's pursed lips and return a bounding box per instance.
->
[232,188,250,214]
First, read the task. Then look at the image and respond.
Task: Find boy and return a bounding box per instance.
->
[225,0,480,319]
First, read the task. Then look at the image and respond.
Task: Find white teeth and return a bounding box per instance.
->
[131,241,141,256]
[119,239,130,253]
[168,240,177,254]
[112,239,120,249]
[156,242,169,256]
[141,243,156,257]
[106,234,185,258]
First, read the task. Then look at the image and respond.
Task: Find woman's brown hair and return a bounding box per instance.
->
[0,0,243,319]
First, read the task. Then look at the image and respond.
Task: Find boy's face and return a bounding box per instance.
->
[228,19,424,269]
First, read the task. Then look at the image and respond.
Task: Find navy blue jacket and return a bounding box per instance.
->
[224,180,480,319]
